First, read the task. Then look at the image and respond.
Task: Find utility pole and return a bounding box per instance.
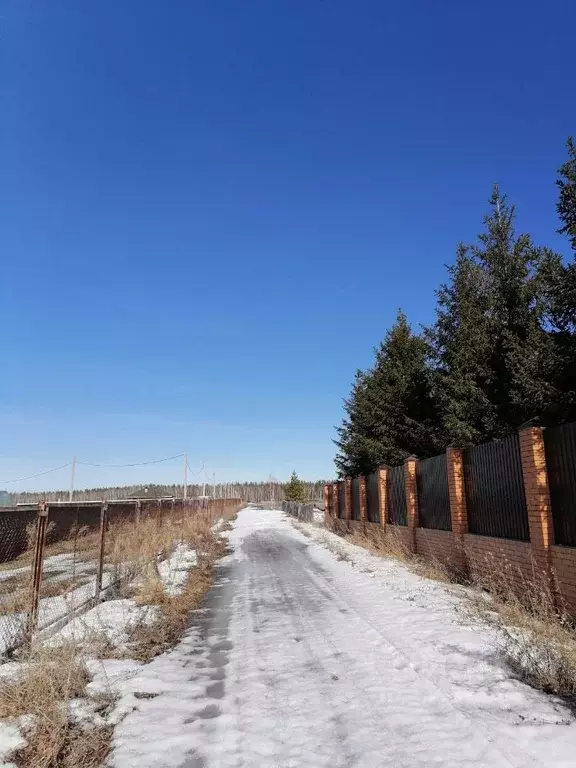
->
[69,456,76,502]
[183,452,188,500]
[212,472,216,499]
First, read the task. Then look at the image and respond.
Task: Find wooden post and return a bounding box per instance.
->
[95,502,108,600]
[29,502,49,637]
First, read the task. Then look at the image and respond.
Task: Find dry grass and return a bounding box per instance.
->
[466,554,576,703]
[325,519,456,584]
[74,507,231,662]
[0,501,240,765]
[0,644,113,768]
[325,519,576,702]
[0,578,88,616]
[126,561,216,661]
[123,513,229,661]
[0,645,89,719]
[0,524,99,575]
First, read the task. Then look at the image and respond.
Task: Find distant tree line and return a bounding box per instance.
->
[336,138,576,477]
[10,479,329,504]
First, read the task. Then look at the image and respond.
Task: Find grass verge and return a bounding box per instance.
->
[0,644,113,768]
[320,517,576,704]
[465,556,576,704]
[0,503,239,766]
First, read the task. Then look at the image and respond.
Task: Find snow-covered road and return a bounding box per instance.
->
[109,507,576,767]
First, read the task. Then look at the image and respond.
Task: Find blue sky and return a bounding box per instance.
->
[1,0,575,491]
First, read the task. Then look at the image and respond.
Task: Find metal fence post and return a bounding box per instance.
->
[95,502,108,601]
[29,501,49,637]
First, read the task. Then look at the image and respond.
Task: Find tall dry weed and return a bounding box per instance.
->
[0,643,112,768]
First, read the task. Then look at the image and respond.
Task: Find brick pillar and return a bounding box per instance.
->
[345,477,352,522]
[519,427,554,581]
[323,484,331,525]
[404,457,418,553]
[447,446,468,574]
[359,476,368,523]
[447,447,468,536]
[378,467,388,528]
[332,482,340,520]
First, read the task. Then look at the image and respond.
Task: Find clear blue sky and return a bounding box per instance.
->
[1,0,575,491]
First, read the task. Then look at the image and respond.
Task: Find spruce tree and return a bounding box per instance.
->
[335,310,444,476]
[545,138,576,335]
[557,137,576,252]
[284,471,307,503]
[430,186,557,440]
[477,186,555,429]
[427,244,496,445]
[540,138,576,422]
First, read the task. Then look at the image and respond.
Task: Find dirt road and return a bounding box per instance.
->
[111,508,576,767]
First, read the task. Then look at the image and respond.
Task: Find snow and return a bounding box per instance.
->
[0,722,25,766]
[0,551,117,656]
[1,537,198,656]
[43,598,156,649]
[157,544,198,597]
[312,508,325,524]
[103,507,576,767]
[0,536,205,763]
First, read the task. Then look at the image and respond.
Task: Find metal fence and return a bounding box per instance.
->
[366,472,380,523]
[463,434,529,540]
[351,477,361,521]
[387,465,407,525]
[0,497,241,657]
[544,422,576,547]
[338,482,346,519]
[416,454,451,531]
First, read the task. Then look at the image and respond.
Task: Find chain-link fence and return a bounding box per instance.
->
[0,508,38,654]
[0,496,242,657]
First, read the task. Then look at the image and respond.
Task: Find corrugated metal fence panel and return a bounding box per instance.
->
[544,422,576,547]
[463,434,529,541]
[417,454,452,531]
[338,482,346,519]
[387,465,407,525]
[351,477,361,521]
[366,472,380,523]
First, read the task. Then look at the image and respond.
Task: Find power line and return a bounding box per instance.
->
[0,463,72,485]
[186,460,205,476]
[77,453,185,468]
[1,452,188,487]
